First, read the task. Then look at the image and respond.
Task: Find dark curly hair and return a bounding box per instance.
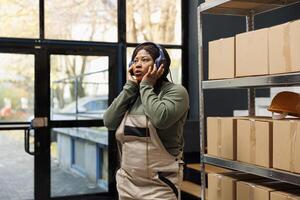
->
[131,42,171,82]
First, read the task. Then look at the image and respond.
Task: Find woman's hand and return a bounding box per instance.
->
[142,64,164,86]
[127,65,138,85]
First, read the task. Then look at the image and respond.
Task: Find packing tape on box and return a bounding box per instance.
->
[217,174,222,200]
[283,193,298,200]
[217,118,222,157]
[249,184,255,200]
[290,121,297,172]
[283,23,292,72]
[250,120,256,164]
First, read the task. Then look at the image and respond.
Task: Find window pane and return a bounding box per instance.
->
[0,53,34,122]
[0,130,34,199]
[50,55,109,120]
[51,127,108,197]
[127,47,182,84]
[0,1,39,38]
[167,49,182,84]
[45,0,117,42]
[126,0,181,45]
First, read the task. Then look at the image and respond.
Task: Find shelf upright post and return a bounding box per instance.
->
[246,10,256,116]
[197,5,206,200]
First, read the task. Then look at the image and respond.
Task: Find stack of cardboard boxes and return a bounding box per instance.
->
[208,171,300,200]
[207,117,300,173]
[207,117,300,199]
[208,172,260,200]
[237,180,298,200]
[208,19,300,79]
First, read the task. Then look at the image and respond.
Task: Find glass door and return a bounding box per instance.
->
[0,46,120,200]
[47,47,119,199]
[50,54,109,197]
[0,52,35,200]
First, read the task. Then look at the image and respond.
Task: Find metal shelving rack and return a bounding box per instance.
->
[197,0,300,199]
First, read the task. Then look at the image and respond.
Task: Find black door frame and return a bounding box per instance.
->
[45,41,120,200]
[0,39,122,200]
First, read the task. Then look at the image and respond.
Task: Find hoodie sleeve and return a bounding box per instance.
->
[139,80,189,129]
[103,80,138,130]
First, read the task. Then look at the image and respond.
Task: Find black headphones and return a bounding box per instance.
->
[129,42,166,69]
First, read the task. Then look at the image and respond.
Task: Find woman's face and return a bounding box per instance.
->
[132,49,154,82]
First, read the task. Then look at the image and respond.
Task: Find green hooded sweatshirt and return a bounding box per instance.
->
[103,80,189,156]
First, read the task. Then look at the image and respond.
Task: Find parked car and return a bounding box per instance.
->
[52,96,108,120]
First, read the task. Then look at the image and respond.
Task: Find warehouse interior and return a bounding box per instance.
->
[0,0,300,200]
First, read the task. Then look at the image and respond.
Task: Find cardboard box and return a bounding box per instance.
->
[273,120,300,173]
[208,172,261,200]
[237,180,297,200]
[236,28,269,77]
[237,118,273,167]
[209,37,235,79]
[207,117,237,160]
[269,20,300,74]
[271,189,300,200]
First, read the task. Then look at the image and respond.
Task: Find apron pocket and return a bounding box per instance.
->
[157,172,179,199]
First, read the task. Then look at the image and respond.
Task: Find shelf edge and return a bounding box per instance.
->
[204,155,300,186]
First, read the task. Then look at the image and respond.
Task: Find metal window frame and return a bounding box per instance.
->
[0,0,188,200]
[71,137,75,165]
[97,145,104,181]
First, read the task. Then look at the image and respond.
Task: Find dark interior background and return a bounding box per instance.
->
[184,1,300,162]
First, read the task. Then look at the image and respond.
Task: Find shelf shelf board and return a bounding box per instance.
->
[181,181,202,198]
[187,163,231,173]
[202,72,300,89]
[204,155,300,186]
[200,0,300,16]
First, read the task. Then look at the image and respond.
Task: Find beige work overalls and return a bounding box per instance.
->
[115,112,183,200]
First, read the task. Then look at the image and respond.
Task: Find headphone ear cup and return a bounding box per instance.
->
[155,59,161,69]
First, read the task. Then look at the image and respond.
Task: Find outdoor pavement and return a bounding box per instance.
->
[0,131,106,200]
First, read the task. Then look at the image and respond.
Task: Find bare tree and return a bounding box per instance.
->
[0,0,179,109]
[127,0,179,43]
[47,0,117,105]
[0,0,39,38]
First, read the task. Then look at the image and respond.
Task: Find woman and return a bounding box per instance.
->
[103,42,189,200]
